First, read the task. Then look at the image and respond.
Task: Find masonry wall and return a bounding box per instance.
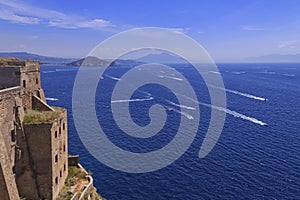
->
[51,109,68,198]
[20,61,45,109]
[20,124,53,199]
[0,87,22,200]
[0,60,69,200]
[0,67,21,90]
[20,61,41,92]
[0,166,10,200]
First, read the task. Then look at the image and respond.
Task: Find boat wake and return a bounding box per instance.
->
[209,85,266,101]
[283,73,295,77]
[111,97,154,103]
[178,94,268,126]
[46,97,59,101]
[166,107,194,120]
[199,102,268,126]
[166,100,196,110]
[105,74,121,81]
[232,71,245,75]
[225,88,266,101]
[158,75,183,81]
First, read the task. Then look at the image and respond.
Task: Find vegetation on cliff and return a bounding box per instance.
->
[23,108,63,124]
[57,166,105,200]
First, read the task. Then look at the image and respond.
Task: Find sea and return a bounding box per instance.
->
[41,63,300,200]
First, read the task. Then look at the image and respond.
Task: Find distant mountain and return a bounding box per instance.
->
[136,52,187,64]
[245,54,300,63]
[112,59,145,66]
[67,56,112,67]
[67,56,147,67]
[0,52,77,65]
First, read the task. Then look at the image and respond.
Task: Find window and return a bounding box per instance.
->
[63,144,66,152]
[36,78,38,84]
[64,164,66,171]
[59,127,61,136]
[60,170,62,178]
[55,154,58,163]
[22,80,26,88]
[11,129,16,142]
[55,131,57,138]
[63,123,65,130]
[55,177,58,185]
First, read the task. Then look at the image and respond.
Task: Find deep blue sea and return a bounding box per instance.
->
[41,63,300,200]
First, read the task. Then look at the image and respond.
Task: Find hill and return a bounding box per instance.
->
[136,52,187,64]
[0,52,76,65]
[66,56,112,66]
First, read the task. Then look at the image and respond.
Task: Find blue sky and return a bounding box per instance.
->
[0,0,300,61]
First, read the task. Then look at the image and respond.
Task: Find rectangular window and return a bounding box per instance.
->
[11,129,16,142]
[55,154,58,163]
[55,177,58,184]
[63,144,66,152]
[63,123,65,130]
[36,78,38,84]
[64,164,66,171]
[22,80,26,88]
[60,170,62,177]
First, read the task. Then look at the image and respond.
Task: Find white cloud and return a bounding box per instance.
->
[171,27,191,34]
[0,9,40,24]
[0,0,112,30]
[278,40,298,49]
[241,25,264,31]
[49,18,111,29]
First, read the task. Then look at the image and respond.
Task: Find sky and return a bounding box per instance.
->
[0,0,300,62]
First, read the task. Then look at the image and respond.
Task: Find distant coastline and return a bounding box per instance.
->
[1,52,300,66]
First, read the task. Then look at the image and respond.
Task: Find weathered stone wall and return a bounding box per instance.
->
[52,108,68,198]
[32,95,54,111]
[0,60,69,200]
[0,166,10,200]
[0,87,22,200]
[19,124,53,199]
[0,67,21,90]
[20,61,41,92]
[16,108,69,200]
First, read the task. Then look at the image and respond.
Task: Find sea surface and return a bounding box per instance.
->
[41,63,300,200]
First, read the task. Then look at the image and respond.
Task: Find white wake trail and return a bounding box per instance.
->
[158,75,183,81]
[225,88,266,101]
[166,100,196,110]
[177,94,268,126]
[105,74,121,81]
[46,97,58,101]
[199,102,268,126]
[169,107,194,120]
[209,85,267,101]
[111,97,154,103]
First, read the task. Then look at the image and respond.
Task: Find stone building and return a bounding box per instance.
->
[0,58,68,200]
